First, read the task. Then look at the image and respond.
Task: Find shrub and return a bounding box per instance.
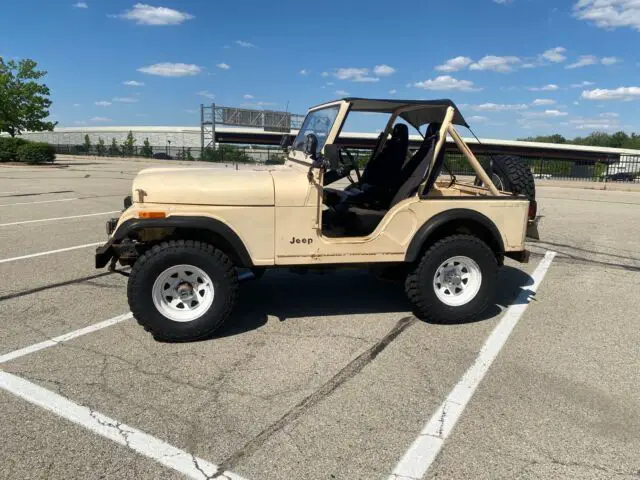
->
[16,142,56,164]
[201,145,254,163]
[0,137,28,162]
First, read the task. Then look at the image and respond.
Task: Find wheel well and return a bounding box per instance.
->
[411,219,504,264]
[171,227,246,266]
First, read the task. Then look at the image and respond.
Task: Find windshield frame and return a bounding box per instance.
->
[288,101,348,165]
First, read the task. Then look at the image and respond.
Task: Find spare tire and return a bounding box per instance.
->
[489,155,536,201]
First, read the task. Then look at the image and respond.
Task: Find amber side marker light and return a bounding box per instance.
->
[138,211,166,219]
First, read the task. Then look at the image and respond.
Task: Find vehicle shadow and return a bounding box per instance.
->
[214,265,535,338]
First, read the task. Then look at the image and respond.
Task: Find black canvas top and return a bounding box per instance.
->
[313,98,469,129]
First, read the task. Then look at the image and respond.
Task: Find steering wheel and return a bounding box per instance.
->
[338,148,362,184]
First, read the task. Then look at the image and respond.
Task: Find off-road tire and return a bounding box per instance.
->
[405,235,497,323]
[127,240,238,342]
[490,155,536,201]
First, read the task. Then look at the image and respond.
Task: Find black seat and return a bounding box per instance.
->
[360,123,409,187]
[334,124,442,236]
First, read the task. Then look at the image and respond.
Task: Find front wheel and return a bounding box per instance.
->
[405,235,497,323]
[127,240,238,341]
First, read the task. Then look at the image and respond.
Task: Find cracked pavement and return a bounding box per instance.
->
[1,159,639,479]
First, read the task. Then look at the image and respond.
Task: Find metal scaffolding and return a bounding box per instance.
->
[200,104,304,151]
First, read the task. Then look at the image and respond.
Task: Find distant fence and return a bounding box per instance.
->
[51,143,640,183]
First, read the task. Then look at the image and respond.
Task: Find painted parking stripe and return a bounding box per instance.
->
[0,211,119,227]
[0,372,246,480]
[0,198,78,207]
[0,313,133,364]
[0,242,103,264]
[388,251,557,480]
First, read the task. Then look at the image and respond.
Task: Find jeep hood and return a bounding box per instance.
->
[132,167,274,206]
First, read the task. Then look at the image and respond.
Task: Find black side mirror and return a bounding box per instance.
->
[304,133,318,159]
[280,134,293,150]
[323,144,340,170]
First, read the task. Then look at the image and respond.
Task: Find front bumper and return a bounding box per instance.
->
[95,239,115,268]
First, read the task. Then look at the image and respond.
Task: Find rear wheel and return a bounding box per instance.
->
[405,235,497,323]
[128,240,238,341]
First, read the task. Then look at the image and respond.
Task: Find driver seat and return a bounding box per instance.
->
[360,123,409,188]
[338,124,442,236]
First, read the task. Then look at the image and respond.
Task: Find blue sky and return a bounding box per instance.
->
[2,0,640,139]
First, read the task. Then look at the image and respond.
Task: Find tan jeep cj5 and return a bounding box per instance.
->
[96,98,539,341]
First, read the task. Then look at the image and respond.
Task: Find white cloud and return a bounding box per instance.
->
[299,69,310,75]
[521,63,537,69]
[568,116,621,130]
[216,63,230,70]
[469,55,520,72]
[472,103,528,111]
[94,101,112,106]
[528,84,560,91]
[570,81,595,88]
[541,47,567,63]
[582,86,640,101]
[566,55,598,69]
[326,82,335,86]
[236,40,255,48]
[601,56,620,65]
[373,64,396,76]
[335,90,350,96]
[413,75,481,91]
[574,101,581,105]
[321,71,329,78]
[243,94,254,99]
[494,0,512,4]
[389,89,397,95]
[197,90,215,99]
[73,103,81,107]
[90,117,112,122]
[112,97,138,103]
[123,80,144,87]
[469,115,489,122]
[532,99,557,106]
[73,2,88,8]
[600,112,620,117]
[333,67,379,82]
[435,56,473,73]
[521,109,569,118]
[117,3,194,25]
[574,0,640,31]
[137,63,202,77]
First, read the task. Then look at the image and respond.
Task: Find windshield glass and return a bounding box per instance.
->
[292,106,340,153]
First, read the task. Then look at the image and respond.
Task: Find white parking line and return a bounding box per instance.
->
[0,313,133,364]
[0,198,78,207]
[0,242,103,264]
[388,251,557,480]
[0,211,119,227]
[0,371,246,480]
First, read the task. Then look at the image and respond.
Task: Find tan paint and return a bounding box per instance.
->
[112,98,531,268]
[133,167,275,206]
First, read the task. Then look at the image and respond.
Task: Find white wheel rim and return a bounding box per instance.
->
[152,264,214,322]
[491,173,505,191]
[433,256,482,307]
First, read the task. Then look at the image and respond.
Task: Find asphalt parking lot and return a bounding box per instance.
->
[1,158,639,480]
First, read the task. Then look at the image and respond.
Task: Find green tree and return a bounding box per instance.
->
[96,137,106,156]
[0,57,56,137]
[141,138,153,158]
[83,134,91,153]
[108,137,120,156]
[121,130,136,156]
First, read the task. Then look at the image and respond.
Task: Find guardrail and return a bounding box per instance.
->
[50,144,640,183]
